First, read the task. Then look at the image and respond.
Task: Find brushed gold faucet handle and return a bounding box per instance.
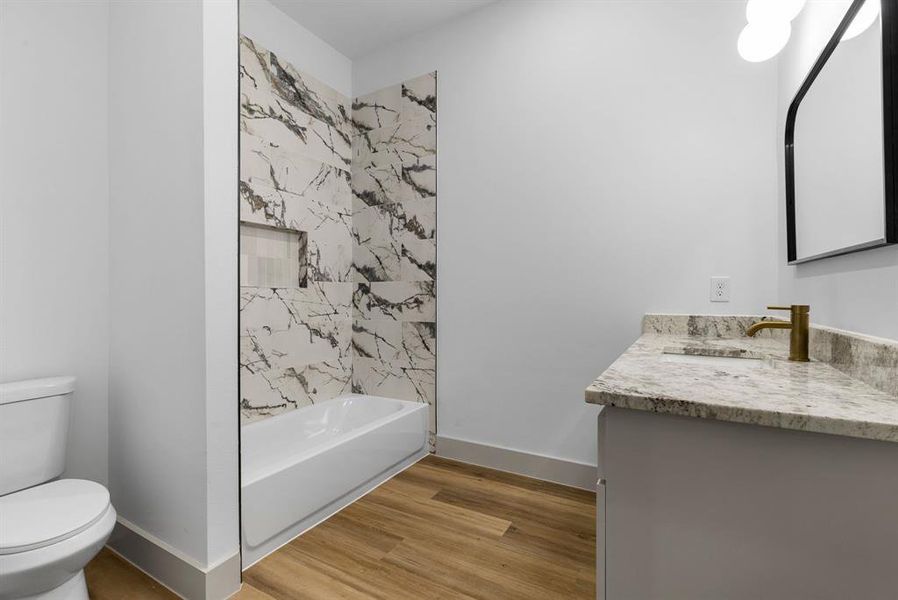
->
[767,305,810,313]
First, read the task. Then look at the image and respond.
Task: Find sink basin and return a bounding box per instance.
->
[660,353,765,369]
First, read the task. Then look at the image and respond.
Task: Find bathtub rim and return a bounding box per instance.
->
[240,394,427,487]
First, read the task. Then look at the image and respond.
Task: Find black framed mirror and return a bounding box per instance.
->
[785,0,898,264]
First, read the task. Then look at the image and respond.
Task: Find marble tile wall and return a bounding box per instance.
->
[351,73,438,442]
[239,35,437,434]
[239,36,353,423]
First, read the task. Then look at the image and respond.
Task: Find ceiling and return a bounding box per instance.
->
[268,0,496,59]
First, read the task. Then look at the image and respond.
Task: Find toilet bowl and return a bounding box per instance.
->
[0,479,115,600]
[0,378,116,600]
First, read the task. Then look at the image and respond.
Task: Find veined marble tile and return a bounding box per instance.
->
[239,284,352,425]
[394,118,436,164]
[240,182,352,256]
[241,36,351,172]
[400,237,436,282]
[401,72,436,124]
[240,178,350,241]
[353,281,436,322]
[352,357,435,406]
[352,320,402,362]
[351,242,401,283]
[241,356,352,424]
[241,36,351,136]
[240,284,352,334]
[351,203,403,282]
[240,364,299,423]
[241,135,351,227]
[240,308,352,426]
[400,198,436,240]
[400,321,436,367]
[400,154,436,203]
[242,314,351,366]
[307,231,353,282]
[352,128,399,165]
[398,198,436,281]
[352,84,401,133]
[297,357,353,398]
[344,76,438,439]
[241,68,439,428]
[351,151,403,208]
[352,356,435,435]
[241,110,351,174]
[353,118,436,166]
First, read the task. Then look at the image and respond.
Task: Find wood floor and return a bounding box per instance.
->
[86,456,596,599]
[85,549,179,600]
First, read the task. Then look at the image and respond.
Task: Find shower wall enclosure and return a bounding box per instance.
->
[238,35,437,441]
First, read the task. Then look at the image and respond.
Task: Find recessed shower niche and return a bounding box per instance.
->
[239,223,308,288]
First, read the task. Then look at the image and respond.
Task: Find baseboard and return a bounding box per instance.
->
[435,435,597,491]
[107,517,241,600]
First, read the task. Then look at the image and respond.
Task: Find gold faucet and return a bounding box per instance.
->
[746,305,810,362]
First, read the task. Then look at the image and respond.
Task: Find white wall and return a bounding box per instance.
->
[1,0,240,585]
[777,1,898,341]
[202,0,241,571]
[353,0,780,466]
[0,0,109,486]
[240,0,352,98]
[108,0,239,574]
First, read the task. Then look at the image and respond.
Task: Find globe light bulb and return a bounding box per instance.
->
[746,0,807,24]
[738,20,792,62]
[842,0,880,41]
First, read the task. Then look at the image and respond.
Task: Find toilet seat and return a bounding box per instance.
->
[0,479,110,555]
[0,480,115,600]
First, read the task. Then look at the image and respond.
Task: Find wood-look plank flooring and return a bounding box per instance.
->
[86,456,596,599]
[85,549,179,599]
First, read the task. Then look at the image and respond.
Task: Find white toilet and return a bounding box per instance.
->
[0,377,116,600]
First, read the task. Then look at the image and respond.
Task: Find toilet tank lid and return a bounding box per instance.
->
[0,376,76,405]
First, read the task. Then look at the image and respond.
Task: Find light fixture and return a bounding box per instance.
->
[746,0,807,25]
[738,20,792,62]
[842,0,881,41]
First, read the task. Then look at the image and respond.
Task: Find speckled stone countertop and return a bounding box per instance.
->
[585,314,898,443]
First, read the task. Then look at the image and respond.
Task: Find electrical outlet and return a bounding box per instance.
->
[710,276,731,302]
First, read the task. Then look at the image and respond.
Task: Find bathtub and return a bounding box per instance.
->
[240,394,428,567]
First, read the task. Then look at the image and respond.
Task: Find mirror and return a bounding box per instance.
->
[785,0,897,263]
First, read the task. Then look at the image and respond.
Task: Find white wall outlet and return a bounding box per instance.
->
[710,276,731,302]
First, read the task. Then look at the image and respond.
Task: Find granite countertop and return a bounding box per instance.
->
[585,315,898,443]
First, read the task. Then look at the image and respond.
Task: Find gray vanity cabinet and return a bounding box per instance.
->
[596,406,898,600]
[595,409,607,600]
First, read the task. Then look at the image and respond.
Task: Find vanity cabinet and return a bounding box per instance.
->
[595,406,898,600]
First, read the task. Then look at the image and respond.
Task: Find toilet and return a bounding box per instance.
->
[0,377,116,600]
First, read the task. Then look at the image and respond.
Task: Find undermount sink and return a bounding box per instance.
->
[660,353,765,369]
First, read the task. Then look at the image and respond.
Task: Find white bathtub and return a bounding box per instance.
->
[240,394,428,567]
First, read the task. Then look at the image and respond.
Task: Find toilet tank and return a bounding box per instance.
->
[0,377,75,496]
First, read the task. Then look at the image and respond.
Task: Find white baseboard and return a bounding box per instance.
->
[435,435,597,491]
[107,517,241,600]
